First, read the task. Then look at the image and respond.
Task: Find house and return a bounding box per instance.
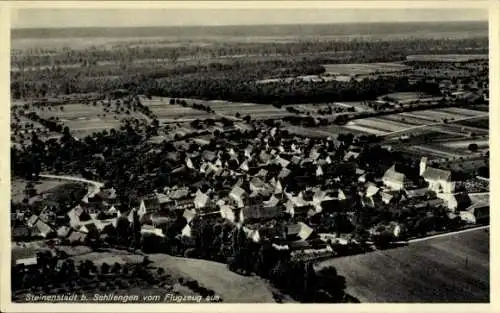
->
[286,222,314,241]
[67,205,90,228]
[56,226,71,238]
[382,165,409,191]
[239,205,281,224]
[194,190,210,209]
[274,156,290,168]
[278,168,292,179]
[460,202,489,224]
[380,191,395,204]
[365,184,380,198]
[68,231,87,244]
[440,193,471,211]
[263,195,280,208]
[405,187,430,199]
[242,226,261,243]
[183,209,197,223]
[79,223,99,236]
[94,219,115,233]
[27,214,39,228]
[239,160,250,172]
[141,225,165,238]
[420,157,455,194]
[32,220,55,238]
[107,205,119,215]
[316,165,324,177]
[181,224,192,237]
[274,180,283,194]
[219,203,238,223]
[229,184,246,208]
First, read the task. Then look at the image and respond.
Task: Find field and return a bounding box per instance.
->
[202,100,289,120]
[406,54,488,62]
[27,103,149,138]
[140,97,219,122]
[11,178,71,203]
[322,62,408,75]
[147,253,278,303]
[315,228,489,302]
[381,92,439,103]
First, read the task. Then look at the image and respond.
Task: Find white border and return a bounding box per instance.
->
[1,1,497,312]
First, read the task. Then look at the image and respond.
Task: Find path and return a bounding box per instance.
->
[407,225,489,244]
[39,174,104,188]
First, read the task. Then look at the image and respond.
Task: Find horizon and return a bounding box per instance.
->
[11,8,488,29]
[11,19,488,31]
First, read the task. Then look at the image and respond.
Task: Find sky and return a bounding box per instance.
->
[11,8,488,29]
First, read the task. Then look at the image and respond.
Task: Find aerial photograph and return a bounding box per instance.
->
[9,6,489,304]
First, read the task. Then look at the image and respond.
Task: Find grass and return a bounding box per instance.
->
[454,118,489,130]
[11,178,71,203]
[148,253,277,303]
[315,228,489,302]
[406,54,488,62]
[322,62,408,75]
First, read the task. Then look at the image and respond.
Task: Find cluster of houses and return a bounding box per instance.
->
[11,120,489,261]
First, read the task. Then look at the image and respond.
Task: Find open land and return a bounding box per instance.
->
[322,62,409,75]
[11,179,72,203]
[315,228,489,302]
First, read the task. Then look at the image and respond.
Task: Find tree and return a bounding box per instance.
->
[100,262,110,275]
[468,143,479,152]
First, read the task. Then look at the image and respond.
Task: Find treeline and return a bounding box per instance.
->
[12,37,487,67]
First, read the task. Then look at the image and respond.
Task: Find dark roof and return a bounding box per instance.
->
[241,205,281,222]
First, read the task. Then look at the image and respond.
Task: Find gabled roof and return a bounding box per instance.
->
[383,165,406,184]
[57,226,71,238]
[68,231,87,243]
[274,156,290,168]
[278,168,292,179]
[202,150,217,162]
[194,190,210,209]
[366,185,380,198]
[287,222,314,241]
[381,192,394,204]
[423,167,452,182]
[168,188,189,200]
[27,215,39,227]
[32,220,53,237]
[241,205,281,222]
[263,195,280,208]
[107,205,118,214]
[256,168,268,177]
[405,187,429,198]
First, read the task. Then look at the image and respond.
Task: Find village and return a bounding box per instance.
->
[9,15,490,304]
[12,110,489,268]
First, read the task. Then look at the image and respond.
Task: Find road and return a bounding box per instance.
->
[39,174,104,188]
[407,225,489,244]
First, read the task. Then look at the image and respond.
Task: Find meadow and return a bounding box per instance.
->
[322,62,408,76]
[315,228,489,302]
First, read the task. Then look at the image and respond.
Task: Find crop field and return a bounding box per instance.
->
[454,117,489,130]
[205,100,289,119]
[344,117,415,135]
[26,103,150,137]
[315,228,489,302]
[322,62,408,75]
[439,139,489,150]
[406,54,488,62]
[140,97,219,122]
